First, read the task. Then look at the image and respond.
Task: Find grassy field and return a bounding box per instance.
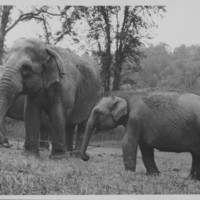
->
[1,140,200,195]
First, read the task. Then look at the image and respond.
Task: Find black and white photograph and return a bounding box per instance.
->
[0,0,200,198]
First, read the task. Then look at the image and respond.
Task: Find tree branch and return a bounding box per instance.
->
[1,6,13,35]
[35,8,65,16]
[39,15,51,44]
[5,10,45,33]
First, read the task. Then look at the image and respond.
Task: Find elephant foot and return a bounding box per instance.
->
[189,171,200,180]
[39,146,50,151]
[39,147,47,151]
[0,133,4,144]
[2,142,12,148]
[125,167,136,172]
[124,160,136,172]
[70,149,81,158]
[49,151,70,160]
[146,171,160,176]
[39,142,50,151]
[124,165,136,172]
[0,138,12,148]
[81,153,90,161]
[146,166,160,176]
[189,153,200,180]
[21,149,39,157]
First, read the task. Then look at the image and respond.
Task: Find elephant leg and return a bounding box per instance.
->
[1,118,11,148]
[65,125,76,151]
[189,152,200,180]
[139,141,160,175]
[1,118,7,137]
[39,113,51,151]
[73,122,86,156]
[39,127,50,150]
[24,99,41,156]
[48,104,67,156]
[122,118,140,172]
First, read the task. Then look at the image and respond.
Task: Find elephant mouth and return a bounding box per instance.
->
[22,85,42,95]
[97,123,117,131]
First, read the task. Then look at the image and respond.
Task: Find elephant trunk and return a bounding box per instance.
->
[80,116,96,161]
[0,67,22,143]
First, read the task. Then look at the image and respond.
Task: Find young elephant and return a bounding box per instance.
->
[81,89,200,180]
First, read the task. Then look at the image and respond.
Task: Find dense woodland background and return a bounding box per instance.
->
[0,5,166,91]
[123,43,200,94]
[1,5,200,142]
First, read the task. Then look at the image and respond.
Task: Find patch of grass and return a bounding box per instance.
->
[1,141,200,195]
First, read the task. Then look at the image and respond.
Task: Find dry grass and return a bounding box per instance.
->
[1,140,200,195]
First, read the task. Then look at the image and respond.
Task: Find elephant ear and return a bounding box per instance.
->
[43,48,65,88]
[111,97,128,121]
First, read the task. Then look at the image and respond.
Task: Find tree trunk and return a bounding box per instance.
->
[80,116,96,161]
[112,51,123,91]
[0,35,4,65]
[101,53,112,92]
[0,6,13,64]
[112,63,121,91]
[100,6,112,93]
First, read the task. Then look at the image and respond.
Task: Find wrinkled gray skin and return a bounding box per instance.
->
[81,89,200,180]
[2,95,51,150]
[5,95,79,151]
[0,66,49,149]
[0,38,101,158]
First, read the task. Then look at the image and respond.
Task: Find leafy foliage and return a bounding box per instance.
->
[130,43,200,94]
[56,6,166,91]
[0,6,60,63]
[0,5,166,91]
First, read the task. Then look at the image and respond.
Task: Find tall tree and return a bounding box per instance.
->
[78,6,165,91]
[40,6,166,92]
[0,6,12,64]
[97,6,113,92]
[0,5,66,64]
[71,6,114,92]
[112,6,166,90]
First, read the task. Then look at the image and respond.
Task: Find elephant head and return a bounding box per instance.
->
[0,38,65,142]
[81,96,128,161]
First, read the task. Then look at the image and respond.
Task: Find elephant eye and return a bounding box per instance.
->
[94,109,103,115]
[21,65,32,77]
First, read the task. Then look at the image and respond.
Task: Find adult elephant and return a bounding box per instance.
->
[81,89,200,180]
[0,38,101,158]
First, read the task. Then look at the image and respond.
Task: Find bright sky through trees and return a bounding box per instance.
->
[3,0,200,51]
[149,0,200,49]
